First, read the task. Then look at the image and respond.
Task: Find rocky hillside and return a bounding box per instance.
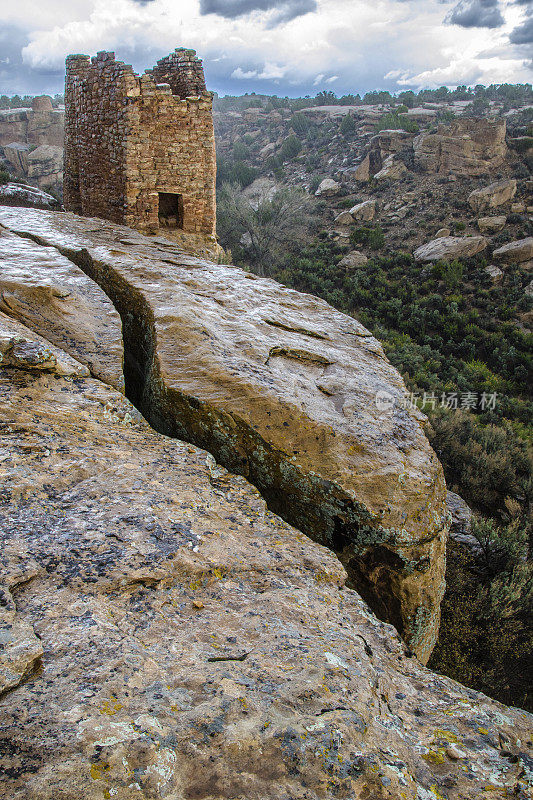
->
[214,104,532,258]
[1,208,532,799]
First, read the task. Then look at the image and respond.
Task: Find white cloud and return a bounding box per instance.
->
[231,66,258,78]
[0,0,529,95]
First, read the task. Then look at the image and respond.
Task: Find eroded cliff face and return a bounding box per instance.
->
[1,310,532,800]
[0,207,448,663]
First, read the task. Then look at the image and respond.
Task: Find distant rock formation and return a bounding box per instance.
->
[413,118,507,176]
[0,97,64,192]
[1,207,531,800]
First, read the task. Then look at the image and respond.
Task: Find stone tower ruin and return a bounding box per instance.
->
[64,49,217,258]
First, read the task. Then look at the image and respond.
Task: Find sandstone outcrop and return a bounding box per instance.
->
[373,154,407,181]
[1,310,532,800]
[0,227,123,391]
[349,199,376,221]
[4,142,30,173]
[0,207,448,662]
[26,144,64,190]
[477,215,506,233]
[414,236,487,263]
[0,98,64,148]
[4,141,63,191]
[468,179,517,212]
[492,237,533,266]
[315,177,340,196]
[413,118,507,176]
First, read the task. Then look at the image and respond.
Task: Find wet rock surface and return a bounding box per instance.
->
[0,344,532,799]
[0,225,124,391]
[0,208,449,664]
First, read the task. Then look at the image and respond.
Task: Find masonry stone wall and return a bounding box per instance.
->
[64,49,217,257]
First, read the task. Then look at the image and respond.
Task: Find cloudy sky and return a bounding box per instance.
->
[0,0,531,97]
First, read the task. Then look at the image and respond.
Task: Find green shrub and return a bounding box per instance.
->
[429,515,532,711]
[374,112,419,134]
[280,134,302,161]
[340,114,357,135]
[0,168,9,185]
[350,224,385,250]
[233,140,251,161]
[231,161,257,188]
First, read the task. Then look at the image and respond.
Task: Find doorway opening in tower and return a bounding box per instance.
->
[158,192,184,229]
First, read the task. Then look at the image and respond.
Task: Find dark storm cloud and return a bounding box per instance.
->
[200,0,317,24]
[445,0,505,28]
[510,14,533,43]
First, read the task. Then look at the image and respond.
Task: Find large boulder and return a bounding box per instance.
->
[477,215,506,234]
[468,179,517,212]
[315,177,340,196]
[31,95,54,113]
[413,118,507,176]
[3,141,30,174]
[339,250,368,270]
[333,210,353,226]
[1,313,532,800]
[349,199,376,221]
[414,235,487,262]
[26,144,63,190]
[492,237,533,266]
[0,207,449,663]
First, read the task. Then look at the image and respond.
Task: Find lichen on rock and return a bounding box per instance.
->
[0,207,449,663]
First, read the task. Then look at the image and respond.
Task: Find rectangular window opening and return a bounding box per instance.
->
[158,192,184,229]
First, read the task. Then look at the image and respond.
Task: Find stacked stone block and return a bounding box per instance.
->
[64,49,217,256]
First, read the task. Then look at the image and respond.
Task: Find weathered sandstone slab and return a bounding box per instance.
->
[0,311,90,377]
[0,183,59,209]
[0,356,531,800]
[349,199,376,221]
[0,226,124,391]
[414,236,487,263]
[468,179,517,212]
[413,118,507,176]
[0,208,448,662]
[315,177,340,196]
[477,215,506,233]
[493,237,533,265]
